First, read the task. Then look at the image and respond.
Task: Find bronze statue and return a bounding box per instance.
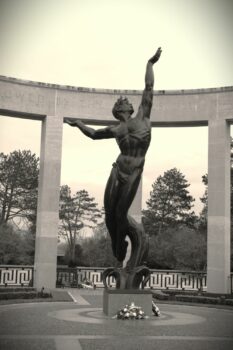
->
[66,48,162,288]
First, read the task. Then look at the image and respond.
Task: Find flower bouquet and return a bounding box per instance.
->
[114,302,148,320]
[113,301,161,320]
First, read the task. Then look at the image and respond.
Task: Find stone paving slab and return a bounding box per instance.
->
[0,290,232,350]
[79,337,233,350]
[0,338,56,350]
[0,335,233,350]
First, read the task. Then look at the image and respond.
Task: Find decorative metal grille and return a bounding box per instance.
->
[0,266,33,286]
[147,270,207,291]
[2,265,232,292]
[57,266,208,291]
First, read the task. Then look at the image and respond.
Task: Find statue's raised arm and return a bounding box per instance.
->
[140,47,162,119]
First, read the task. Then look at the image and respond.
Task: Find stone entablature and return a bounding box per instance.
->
[1,75,233,126]
[1,74,233,94]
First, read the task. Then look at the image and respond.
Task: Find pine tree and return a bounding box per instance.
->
[59,185,101,266]
[199,174,208,231]
[143,168,196,236]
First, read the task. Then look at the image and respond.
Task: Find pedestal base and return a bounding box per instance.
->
[103,289,152,316]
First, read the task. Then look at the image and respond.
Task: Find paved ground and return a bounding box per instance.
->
[0,289,233,350]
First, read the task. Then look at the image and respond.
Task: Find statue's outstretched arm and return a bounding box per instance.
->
[65,118,115,139]
[140,47,162,119]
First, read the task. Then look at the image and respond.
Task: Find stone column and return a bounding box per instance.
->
[34,115,63,290]
[207,119,231,293]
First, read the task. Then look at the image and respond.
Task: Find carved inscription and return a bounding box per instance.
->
[0,87,45,107]
[57,96,68,108]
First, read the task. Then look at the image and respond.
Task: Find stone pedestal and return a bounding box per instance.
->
[103,289,152,316]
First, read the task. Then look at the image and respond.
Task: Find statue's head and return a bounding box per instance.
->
[112,96,134,120]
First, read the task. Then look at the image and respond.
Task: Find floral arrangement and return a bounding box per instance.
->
[113,301,161,320]
[114,302,148,320]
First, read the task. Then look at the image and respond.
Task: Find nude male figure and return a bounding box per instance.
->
[66,47,162,262]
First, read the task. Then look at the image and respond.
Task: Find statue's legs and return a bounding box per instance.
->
[103,167,150,289]
[104,167,120,257]
[104,164,143,262]
[115,169,142,261]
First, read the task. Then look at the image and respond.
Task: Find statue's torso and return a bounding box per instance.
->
[115,117,151,158]
[113,117,151,176]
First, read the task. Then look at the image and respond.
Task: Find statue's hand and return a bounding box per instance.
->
[149,47,162,64]
[65,118,82,127]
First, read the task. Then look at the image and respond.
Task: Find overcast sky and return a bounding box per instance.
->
[0,0,233,213]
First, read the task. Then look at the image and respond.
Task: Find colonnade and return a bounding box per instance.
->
[0,76,232,293]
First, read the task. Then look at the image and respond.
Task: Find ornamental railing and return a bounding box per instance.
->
[0,265,33,287]
[1,265,232,292]
[56,266,208,291]
[56,266,116,288]
[147,269,207,291]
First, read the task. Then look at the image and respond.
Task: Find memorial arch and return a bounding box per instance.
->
[0,75,232,293]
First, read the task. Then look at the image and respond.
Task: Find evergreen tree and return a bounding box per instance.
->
[147,227,207,270]
[0,222,35,264]
[81,222,118,267]
[0,150,39,226]
[143,168,196,236]
[59,185,101,267]
[199,174,208,231]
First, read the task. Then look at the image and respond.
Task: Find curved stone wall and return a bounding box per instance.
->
[1,75,232,294]
[0,75,232,125]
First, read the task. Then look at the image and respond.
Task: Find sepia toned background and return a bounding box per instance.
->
[0,0,233,213]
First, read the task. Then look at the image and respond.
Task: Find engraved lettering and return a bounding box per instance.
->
[0,89,12,103]
[28,93,35,104]
[5,89,12,99]
[15,91,25,102]
[37,94,44,107]
[57,96,68,108]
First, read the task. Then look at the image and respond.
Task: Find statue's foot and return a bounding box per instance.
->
[116,239,128,262]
